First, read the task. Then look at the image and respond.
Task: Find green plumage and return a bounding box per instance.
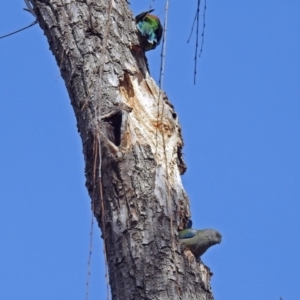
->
[135,10,163,51]
[178,221,222,258]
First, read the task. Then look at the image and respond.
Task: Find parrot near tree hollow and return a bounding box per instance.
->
[178,219,222,258]
[135,9,163,51]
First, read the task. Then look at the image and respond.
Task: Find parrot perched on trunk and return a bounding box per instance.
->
[135,9,163,51]
[178,220,222,258]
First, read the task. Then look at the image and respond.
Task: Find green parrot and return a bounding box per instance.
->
[178,220,222,258]
[135,9,163,51]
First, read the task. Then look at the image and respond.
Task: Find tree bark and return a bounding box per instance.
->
[32,0,216,299]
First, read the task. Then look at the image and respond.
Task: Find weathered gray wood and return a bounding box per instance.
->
[32,0,216,299]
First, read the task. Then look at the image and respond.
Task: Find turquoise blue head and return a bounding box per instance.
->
[135,10,163,51]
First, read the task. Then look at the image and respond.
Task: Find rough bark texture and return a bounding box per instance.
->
[32,0,216,299]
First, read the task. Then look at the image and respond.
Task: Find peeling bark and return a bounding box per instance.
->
[32,0,216,299]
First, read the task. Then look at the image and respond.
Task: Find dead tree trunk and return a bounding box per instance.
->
[32,0,216,299]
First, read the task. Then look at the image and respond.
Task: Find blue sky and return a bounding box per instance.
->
[1,1,299,299]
